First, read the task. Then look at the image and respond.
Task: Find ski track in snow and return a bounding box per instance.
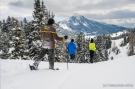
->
[1,59,135,89]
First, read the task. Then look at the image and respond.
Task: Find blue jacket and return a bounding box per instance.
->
[67,42,77,55]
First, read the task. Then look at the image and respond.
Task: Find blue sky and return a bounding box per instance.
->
[0,0,135,27]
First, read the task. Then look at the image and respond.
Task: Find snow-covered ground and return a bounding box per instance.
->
[0,39,135,89]
[110,30,127,38]
[1,57,135,89]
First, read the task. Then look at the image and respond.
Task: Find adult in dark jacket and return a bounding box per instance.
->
[67,39,77,62]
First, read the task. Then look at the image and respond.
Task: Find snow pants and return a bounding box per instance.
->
[89,50,95,63]
[69,54,76,62]
[33,48,55,69]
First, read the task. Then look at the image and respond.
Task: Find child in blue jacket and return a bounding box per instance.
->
[67,39,77,62]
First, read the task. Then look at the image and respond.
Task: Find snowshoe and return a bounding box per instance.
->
[49,67,59,70]
[55,68,59,70]
[29,64,37,70]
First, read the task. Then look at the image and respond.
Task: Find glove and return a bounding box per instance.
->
[64,35,68,40]
[61,35,68,43]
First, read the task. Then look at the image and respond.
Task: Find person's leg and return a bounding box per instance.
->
[89,51,91,63]
[72,54,75,63]
[48,49,55,69]
[33,55,43,70]
[33,48,47,69]
[33,60,40,69]
[90,50,94,63]
[70,54,75,63]
[70,54,73,62]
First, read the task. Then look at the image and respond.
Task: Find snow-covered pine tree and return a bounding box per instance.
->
[22,17,28,29]
[33,0,43,27]
[40,0,54,28]
[6,16,12,32]
[95,36,103,62]
[1,20,8,32]
[33,0,54,27]
[75,32,86,62]
[0,32,10,59]
[26,0,55,60]
[0,17,13,59]
[76,32,86,52]
[128,29,135,56]
[26,0,46,60]
[0,16,12,33]
[8,18,26,59]
[0,20,2,29]
[105,36,112,49]
[119,32,128,47]
[95,35,109,62]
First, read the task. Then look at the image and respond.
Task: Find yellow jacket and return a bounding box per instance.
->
[89,43,96,51]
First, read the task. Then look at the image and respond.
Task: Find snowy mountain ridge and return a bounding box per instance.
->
[57,16,127,35]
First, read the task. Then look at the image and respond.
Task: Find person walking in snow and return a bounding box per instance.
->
[31,18,67,70]
[89,38,96,63]
[67,39,77,63]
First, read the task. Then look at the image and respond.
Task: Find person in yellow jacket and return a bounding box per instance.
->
[89,38,96,63]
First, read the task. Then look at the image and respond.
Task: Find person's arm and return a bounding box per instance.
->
[94,43,96,51]
[52,27,64,42]
[75,44,77,49]
[74,43,77,54]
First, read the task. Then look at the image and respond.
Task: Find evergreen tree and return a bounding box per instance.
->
[0,21,2,32]
[28,0,45,54]
[0,32,10,59]
[33,0,54,27]
[128,29,135,56]
[76,32,86,62]
[8,19,26,59]
[1,20,8,32]
[11,29,25,59]
[76,32,85,51]
[33,0,44,27]
[26,0,54,59]
[41,1,48,24]
[0,20,2,28]
[0,17,13,59]
[95,35,109,62]
[106,36,112,49]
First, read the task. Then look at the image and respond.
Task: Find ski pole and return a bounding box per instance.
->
[67,54,69,70]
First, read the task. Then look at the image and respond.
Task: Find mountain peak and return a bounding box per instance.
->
[70,15,85,18]
[69,15,86,21]
[58,15,126,35]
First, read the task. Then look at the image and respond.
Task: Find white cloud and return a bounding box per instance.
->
[100,18,135,28]
[0,0,135,27]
